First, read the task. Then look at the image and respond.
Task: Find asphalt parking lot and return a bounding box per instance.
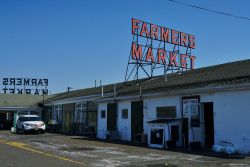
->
[0,130,250,167]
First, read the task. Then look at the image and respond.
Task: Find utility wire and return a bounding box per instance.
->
[168,0,250,21]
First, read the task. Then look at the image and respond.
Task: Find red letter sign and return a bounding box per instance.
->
[188,35,196,49]
[150,24,158,40]
[132,18,141,34]
[190,55,196,69]
[157,49,166,64]
[140,22,149,37]
[146,47,155,63]
[169,52,178,67]
[131,43,142,60]
[180,54,188,68]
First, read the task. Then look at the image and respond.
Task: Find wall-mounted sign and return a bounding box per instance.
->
[1,78,48,95]
[183,98,199,117]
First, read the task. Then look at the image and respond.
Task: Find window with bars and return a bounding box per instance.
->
[74,103,87,123]
[30,111,40,116]
[53,105,62,123]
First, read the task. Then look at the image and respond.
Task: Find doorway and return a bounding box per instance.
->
[171,125,179,142]
[62,103,74,133]
[131,101,143,141]
[182,118,189,148]
[107,103,117,131]
[203,102,214,148]
[0,111,14,130]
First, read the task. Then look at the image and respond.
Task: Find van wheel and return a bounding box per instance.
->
[16,126,19,134]
[21,126,25,134]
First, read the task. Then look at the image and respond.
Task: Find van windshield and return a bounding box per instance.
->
[19,117,40,122]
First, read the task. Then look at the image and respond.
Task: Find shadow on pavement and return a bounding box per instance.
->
[71,136,249,160]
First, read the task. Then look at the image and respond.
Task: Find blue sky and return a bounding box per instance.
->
[0,0,250,94]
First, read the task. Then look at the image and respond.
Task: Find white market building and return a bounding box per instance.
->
[96,59,250,153]
[29,59,250,154]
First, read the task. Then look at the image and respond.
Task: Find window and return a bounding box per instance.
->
[6,113,12,121]
[17,111,29,116]
[30,111,40,116]
[101,110,106,118]
[53,105,62,124]
[156,106,176,118]
[121,109,128,119]
[19,116,40,122]
[75,103,87,123]
[75,103,87,110]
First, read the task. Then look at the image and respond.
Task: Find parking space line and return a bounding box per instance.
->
[0,139,87,166]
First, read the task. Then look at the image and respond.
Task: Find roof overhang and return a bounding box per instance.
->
[0,106,42,111]
[44,93,113,106]
[98,82,250,103]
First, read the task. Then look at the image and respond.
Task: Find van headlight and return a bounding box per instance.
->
[24,123,30,126]
[39,123,45,127]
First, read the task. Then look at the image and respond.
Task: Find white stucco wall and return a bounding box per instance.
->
[96,89,250,153]
[117,101,131,141]
[97,103,107,139]
[212,90,250,154]
[142,90,250,152]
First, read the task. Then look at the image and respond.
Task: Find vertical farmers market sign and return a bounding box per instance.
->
[125,18,197,82]
[1,78,48,95]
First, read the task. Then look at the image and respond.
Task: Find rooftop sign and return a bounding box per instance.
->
[125,18,197,83]
[1,78,49,95]
[131,18,196,69]
[132,19,196,49]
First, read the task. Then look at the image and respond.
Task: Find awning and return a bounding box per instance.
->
[147,118,182,124]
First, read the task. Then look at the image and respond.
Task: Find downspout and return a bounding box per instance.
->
[139,83,142,100]
[101,86,104,98]
[113,84,116,100]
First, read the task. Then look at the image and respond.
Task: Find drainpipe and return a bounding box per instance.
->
[101,86,104,98]
[139,83,142,100]
[113,84,116,99]
[164,64,167,82]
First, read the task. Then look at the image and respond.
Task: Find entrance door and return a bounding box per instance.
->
[0,112,14,130]
[182,118,189,148]
[171,125,179,142]
[107,103,117,131]
[131,101,143,141]
[62,103,74,133]
[63,111,70,133]
[203,102,214,148]
[0,113,6,130]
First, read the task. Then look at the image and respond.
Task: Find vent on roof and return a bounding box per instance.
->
[66,87,72,92]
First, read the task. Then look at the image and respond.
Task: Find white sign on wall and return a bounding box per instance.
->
[183,98,199,117]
